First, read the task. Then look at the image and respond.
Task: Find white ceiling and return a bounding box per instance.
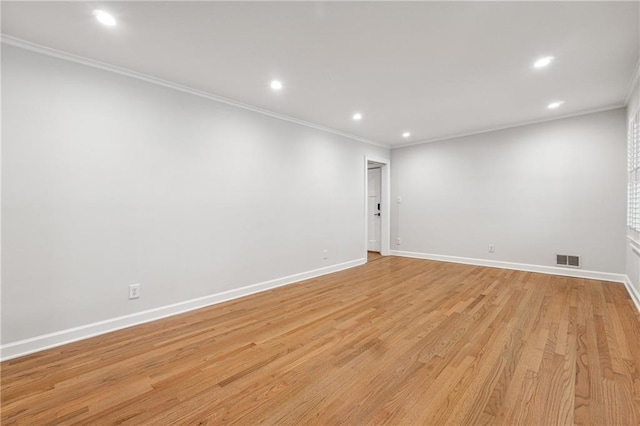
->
[2,1,639,148]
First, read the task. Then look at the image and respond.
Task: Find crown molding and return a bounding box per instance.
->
[3,34,631,152]
[1,35,389,149]
[625,57,640,106]
[392,104,626,149]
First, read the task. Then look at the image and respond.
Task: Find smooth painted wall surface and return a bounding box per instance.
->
[1,45,389,344]
[627,78,640,292]
[391,108,627,274]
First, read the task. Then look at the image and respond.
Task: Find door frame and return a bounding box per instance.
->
[364,156,390,258]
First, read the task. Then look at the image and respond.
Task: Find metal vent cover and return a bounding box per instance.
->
[556,254,581,268]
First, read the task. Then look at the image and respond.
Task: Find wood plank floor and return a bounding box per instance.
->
[367,251,383,263]
[2,257,640,425]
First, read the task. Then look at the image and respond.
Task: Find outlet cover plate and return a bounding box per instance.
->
[129,283,140,299]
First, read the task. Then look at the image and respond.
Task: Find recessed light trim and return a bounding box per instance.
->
[402,132,411,138]
[547,101,564,109]
[352,113,363,121]
[534,56,554,69]
[270,80,283,91]
[93,10,117,26]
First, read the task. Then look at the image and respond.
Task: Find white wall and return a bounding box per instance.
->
[2,41,632,358]
[1,45,389,347]
[391,108,627,275]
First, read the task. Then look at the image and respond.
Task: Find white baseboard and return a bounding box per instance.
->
[390,250,627,283]
[623,276,640,313]
[1,258,366,361]
[392,250,640,313]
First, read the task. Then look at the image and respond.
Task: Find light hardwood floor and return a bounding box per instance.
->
[367,251,383,263]
[2,256,640,425]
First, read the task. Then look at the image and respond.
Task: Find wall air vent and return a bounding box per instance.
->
[556,254,580,268]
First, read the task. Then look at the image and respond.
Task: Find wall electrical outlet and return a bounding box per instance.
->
[396,237,402,245]
[129,283,140,299]
[488,244,495,253]
[323,249,328,259]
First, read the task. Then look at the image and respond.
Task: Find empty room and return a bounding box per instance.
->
[1,1,640,424]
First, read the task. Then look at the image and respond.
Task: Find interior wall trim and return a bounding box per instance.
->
[0,258,366,362]
[624,57,640,106]
[392,105,626,149]
[623,275,640,313]
[0,35,387,149]
[391,250,627,283]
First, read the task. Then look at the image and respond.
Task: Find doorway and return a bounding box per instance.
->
[365,157,390,261]
[367,166,382,253]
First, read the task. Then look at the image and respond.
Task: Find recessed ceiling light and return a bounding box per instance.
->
[352,113,362,121]
[547,101,564,109]
[270,80,283,91]
[93,10,117,26]
[534,56,554,69]
[402,132,411,138]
